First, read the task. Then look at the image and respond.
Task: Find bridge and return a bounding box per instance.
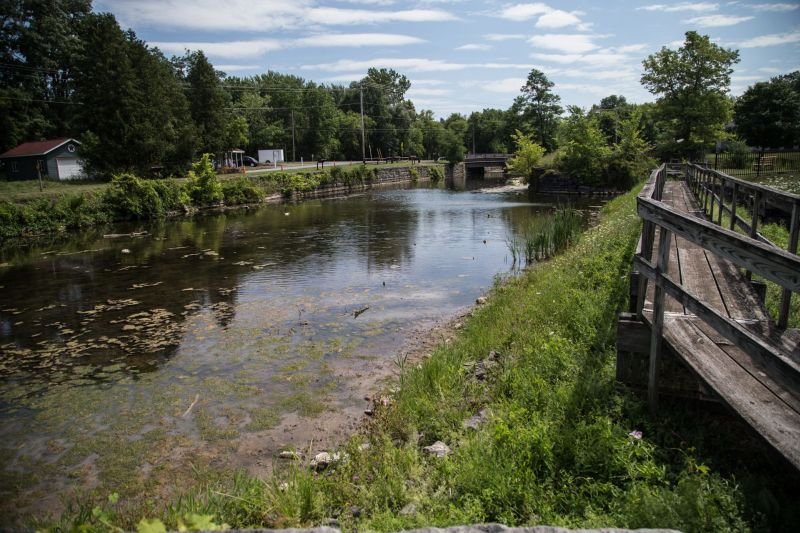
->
[464,153,511,178]
[617,163,800,470]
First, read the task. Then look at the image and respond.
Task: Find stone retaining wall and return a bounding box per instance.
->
[292,165,435,201]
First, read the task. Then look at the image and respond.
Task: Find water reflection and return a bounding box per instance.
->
[0,184,601,521]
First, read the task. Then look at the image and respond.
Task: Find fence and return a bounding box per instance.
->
[704,150,800,180]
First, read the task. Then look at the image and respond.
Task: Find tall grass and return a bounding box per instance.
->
[508,207,582,266]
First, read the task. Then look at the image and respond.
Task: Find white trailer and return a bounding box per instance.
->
[258,149,285,165]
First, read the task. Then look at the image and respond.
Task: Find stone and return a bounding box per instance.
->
[311,452,333,470]
[422,441,451,458]
[399,502,418,516]
[476,296,488,305]
[279,450,301,460]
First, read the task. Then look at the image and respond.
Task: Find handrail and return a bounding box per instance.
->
[634,164,800,412]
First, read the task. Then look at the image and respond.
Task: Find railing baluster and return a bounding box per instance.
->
[747,190,761,281]
[730,183,738,231]
[648,227,672,414]
[717,176,725,225]
[778,201,799,328]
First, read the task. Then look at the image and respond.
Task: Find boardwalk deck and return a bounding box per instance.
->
[637,179,800,469]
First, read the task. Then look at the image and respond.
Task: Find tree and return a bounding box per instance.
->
[185,50,228,155]
[556,106,610,185]
[641,31,739,157]
[468,109,511,153]
[506,130,545,183]
[512,69,562,151]
[590,95,632,145]
[734,72,800,149]
[74,14,195,177]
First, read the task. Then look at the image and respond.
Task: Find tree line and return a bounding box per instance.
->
[2,1,797,180]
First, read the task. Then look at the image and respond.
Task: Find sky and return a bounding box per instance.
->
[94,0,800,118]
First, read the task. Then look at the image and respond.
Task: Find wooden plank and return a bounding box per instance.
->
[617,313,650,354]
[676,241,728,317]
[691,319,800,414]
[637,197,800,293]
[662,316,800,470]
[704,250,770,322]
[635,255,800,380]
[649,228,672,412]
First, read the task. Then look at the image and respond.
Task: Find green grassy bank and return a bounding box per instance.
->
[0,160,444,243]
[47,186,799,532]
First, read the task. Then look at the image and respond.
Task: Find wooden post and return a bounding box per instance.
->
[778,201,799,328]
[36,160,43,192]
[648,227,672,414]
[730,183,738,231]
[716,176,725,225]
[747,190,761,281]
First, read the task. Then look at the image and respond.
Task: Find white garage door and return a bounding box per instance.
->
[56,158,83,180]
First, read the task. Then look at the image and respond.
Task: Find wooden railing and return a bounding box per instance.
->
[634,164,800,411]
[685,162,800,328]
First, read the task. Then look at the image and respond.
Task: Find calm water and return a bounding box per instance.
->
[0,183,597,519]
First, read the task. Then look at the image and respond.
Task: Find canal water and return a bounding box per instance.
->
[0,183,597,520]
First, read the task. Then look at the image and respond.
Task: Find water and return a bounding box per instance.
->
[0,183,597,520]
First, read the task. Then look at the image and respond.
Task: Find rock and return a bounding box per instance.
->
[121,248,131,254]
[476,296,488,305]
[463,409,490,430]
[364,408,374,416]
[349,505,362,518]
[488,350,502,361]
[279,450,301,460]
[399,502,418,516]
[311,452,333,470]
[454,322,463,330]
[422,441,451,458]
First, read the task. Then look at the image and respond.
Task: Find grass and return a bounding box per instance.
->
[43,184,800,532]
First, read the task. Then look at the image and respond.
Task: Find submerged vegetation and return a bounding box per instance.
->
[44,187,799,532]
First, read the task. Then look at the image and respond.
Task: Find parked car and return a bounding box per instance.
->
[242,156,258,167]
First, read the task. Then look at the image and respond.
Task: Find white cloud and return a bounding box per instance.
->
[150,39,284,59]
[498,3,551,20]
[301,58,532,72]
[407,87,452,96]
[638,2,719,12]
[411,79,448,86]
[738,29,800,47]
[97,0,455,30]
[745,3,800,11]
[306,7,457,25]
[215,64,264,72]
[294,33,425,47]
[527,33,599,53]
[557,83,613,96]
[757,66,783,73]
[535,10,583,29]
[479,77,527,93]
[484,33,527,41]
[322,73,366,82]
[684,14,754,26]
[456,43,492,51]
[151,32,424,59]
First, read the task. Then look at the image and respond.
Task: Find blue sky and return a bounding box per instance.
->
[95,1,800,117]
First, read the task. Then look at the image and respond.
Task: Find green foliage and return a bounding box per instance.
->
[185,154,223,205]
[725,140,752,169]
[508,208,581,266]
[604,112,655,189]
[428,166,444,183]
[556,107,610,185]
[408,167,419,182]
[512,69,563,151]
[221,178,264,205]
[641,31,740,158]
[506,130,546,183]
[103,173,164,220]
[734,71,800,149]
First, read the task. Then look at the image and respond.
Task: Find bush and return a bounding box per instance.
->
[429,166,444,183]
[725,140,751,169]
[222,178,264,205]
[151,179,188,211]
[408,167,419,182]
[185,154,223,205]
[102,173,164,220]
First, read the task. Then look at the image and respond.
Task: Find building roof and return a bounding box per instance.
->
[0,138,81,159]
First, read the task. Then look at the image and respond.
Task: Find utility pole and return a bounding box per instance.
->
[291,109,296,162]
[472,123,476,155]
[36,160,43,192]
[360,84,366,162]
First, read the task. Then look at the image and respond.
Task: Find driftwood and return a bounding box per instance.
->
[353,306,370,319]
[103,231,148,239]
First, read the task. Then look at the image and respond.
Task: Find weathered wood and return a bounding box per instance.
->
[637,198,800,293]
[779,201,800,329]
[662,316,800,470]
[648,227,672,413]
[686,163,800,212]
[617,313,651,354]
[634,255,800,384]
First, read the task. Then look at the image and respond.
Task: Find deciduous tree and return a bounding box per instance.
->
[734,72,800,149]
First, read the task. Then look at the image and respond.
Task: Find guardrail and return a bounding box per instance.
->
[634,164,800,411]
[685,162,800,327]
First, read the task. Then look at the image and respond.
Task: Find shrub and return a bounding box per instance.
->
[429,166,444,183]
[408,167,419,182]
[185,154,223,205]
[556,107,610,185]
[222,178,264,205]
[151,179,188,211]
[102,173,164,220]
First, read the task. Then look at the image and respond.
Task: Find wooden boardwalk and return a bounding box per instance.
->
[618,166,800,470]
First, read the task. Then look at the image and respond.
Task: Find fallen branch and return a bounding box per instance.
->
[182,394,200,417]
[353,306,370,319]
